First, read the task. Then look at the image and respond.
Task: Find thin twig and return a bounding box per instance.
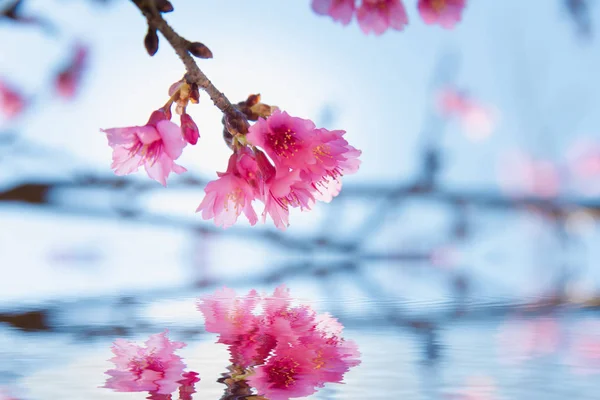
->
[132,1,243,127]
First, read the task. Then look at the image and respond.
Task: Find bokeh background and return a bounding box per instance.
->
[1,0,600,398]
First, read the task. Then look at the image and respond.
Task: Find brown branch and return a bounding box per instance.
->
[132,1,248,134]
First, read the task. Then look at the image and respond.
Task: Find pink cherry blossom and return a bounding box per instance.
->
[246,110,317,170]
[418,0,466,29]
[356,0,408,35]
[56,43,88,99]
[196,152,259,228]
[312,0,356,25]
[180,112,199,145]
[104,331,188,395]
[0,80,25,119]
[101,109,187,186]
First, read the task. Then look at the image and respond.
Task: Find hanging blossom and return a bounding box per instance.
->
[101,78,200,186]
[0,80,26,119]
[198,285,361,399]
[311,0,467,33]
[56,43,89,99]
[103,330,198,395]
[356,0,408,35]
[198,100,361,230]
[418,0,466,29]
[311,0,355,25]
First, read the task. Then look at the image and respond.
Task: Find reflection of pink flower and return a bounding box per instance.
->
[496,317,562,363]
[104,331,188,395]
[444,376,497,400]
[178,371,201,400]
[356,0,408,35]
[0,80,25,119]
[567,321,600,375]
[198,285,361,398]
[418,0,466,29]
[101,109,187,186]
[56,43,88,99]
[312,0,355,25]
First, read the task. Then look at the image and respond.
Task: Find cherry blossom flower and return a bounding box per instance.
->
[101,109,187,186]
[196,152,259,228]
[312,0,356,25]
[0,80,25,119]
[418,0,466,29]
[56,43,88,99]
[211,109,361,230]
[104,331,188,395]
[356,0,408,35]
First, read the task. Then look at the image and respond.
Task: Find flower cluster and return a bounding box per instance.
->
[198,107,361,230]
[198,285,361,399]
[311,0,466,34]
[102,84,359,229]
[103,331,199,396]
[436,86,497,140]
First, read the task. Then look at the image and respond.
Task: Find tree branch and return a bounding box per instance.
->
[132,1,248,133]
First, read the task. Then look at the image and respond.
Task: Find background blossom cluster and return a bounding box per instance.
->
[311,0,467,34]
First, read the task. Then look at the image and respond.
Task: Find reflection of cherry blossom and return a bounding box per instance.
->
[0,388,19,400]
[567,321,600,375]
[199,285,361,400]
[437,87,498,140]
[444,376,498,400]
[103,331,191,395]
[496,316,563,363]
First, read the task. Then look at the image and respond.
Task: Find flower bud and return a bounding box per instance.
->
[144,27,159,56]
[188,42,213,59]
[181,113,200,145]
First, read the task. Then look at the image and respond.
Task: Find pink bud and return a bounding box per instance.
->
[180,113,199,145]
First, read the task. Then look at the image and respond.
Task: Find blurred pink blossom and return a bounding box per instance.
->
[444,376,498,400]
[56,43,88,99]
[566,139,600,196]
[437,87,498,140]
[101,109,187,186]
[104,331,190,395]
[0,80,26,119]
[312,0,355,25]
[497,151,561,198]
[418,0,466,29]
[356,0,409,35]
